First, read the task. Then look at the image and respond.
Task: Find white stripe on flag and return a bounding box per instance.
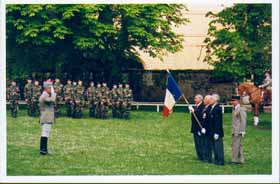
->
[164,89,176,110]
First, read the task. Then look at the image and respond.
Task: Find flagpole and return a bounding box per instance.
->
[181,94,203,129]
[165,69,203,130]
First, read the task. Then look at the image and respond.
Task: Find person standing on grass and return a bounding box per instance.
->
[230,95,247,164]
[39,79,56,155]
[188,94,206,161]
[208,94,224,165]
[201,95,212,163]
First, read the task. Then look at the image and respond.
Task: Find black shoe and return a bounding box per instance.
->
[40,137,48,155]
[214,161,224,166]
[40,150,48,155]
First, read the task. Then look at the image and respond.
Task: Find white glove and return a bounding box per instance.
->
[197,131,201,136]
[240,132,246,137]
[214,134,219,140]
[201,128,206,134]
[188,106,194,113]
[51,86,54,94]
[51,86,56,98]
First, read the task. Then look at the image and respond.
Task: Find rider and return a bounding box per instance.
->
[258,71,272,105]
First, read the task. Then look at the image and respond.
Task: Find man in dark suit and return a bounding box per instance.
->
[208,94,224,165]
[201,95,212,162]
[189,94,206,161]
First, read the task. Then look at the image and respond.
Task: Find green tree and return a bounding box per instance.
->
[6,4,188,82]
[204,4,271,84]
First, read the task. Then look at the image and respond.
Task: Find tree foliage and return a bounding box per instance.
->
[6,4,188,82]
[204,4,271,83]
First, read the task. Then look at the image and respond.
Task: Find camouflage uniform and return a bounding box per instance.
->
[53,79,64,117]
[116,84,124,118]
[95,84,103,119]
[24,80,33,116]
[72,81,84,118]
[111,85,119,118]
[122,84,133,119]
[86,82,97,117]
[31,82,42,117]
[100,83,111,119]
[63,81,74,117]
[7,83,20,118]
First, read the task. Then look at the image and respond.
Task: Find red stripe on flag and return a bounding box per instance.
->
[162,106,170,117]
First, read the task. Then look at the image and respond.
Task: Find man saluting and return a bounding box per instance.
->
[39,79,56,155]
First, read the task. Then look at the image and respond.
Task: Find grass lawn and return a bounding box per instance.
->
[7,109,272,175]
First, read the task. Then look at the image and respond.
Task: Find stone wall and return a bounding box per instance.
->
[129,70,235,103]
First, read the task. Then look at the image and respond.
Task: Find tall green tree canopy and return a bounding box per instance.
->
[204,4,271,83]
[6,4,188,82]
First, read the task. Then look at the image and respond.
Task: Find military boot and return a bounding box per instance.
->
[40,137,48,155]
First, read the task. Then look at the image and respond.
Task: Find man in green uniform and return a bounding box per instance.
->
[123,84,133,119]
[63,80,73,117]
[86,81,97,117]
[31,80,42,117]
[53,78,64,118]
[117,83,124,118]
[24,79,33,116]
[100,82,110,119]
[72,80,84,118]
[111,84,119,118]
[95,83,103,119]
[7,81,20,118]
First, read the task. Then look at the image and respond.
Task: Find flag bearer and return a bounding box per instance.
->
[188,94,205,161]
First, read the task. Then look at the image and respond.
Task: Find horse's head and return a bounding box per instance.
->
[237,83,249,95]
[237,83,257,96]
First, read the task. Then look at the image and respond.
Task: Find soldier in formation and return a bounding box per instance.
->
[7,81,20,118]
[111,84,119,118]
[95,82,110,119]
[123,84,133,119]
[72,80,84,118]
[24,78,33,116]
[116,83,124,118]
[14,78,134,119]
[53,78,64,118]
[86,81,97,117]
[31,80,42,117]
[63,80,73,117]
[95,83,102,118]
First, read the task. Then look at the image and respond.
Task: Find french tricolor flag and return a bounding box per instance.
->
[162,72,183,117]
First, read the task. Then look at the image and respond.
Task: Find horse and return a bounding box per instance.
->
[236,83,263,126]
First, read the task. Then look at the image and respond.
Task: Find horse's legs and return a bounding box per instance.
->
[253,103,260,126]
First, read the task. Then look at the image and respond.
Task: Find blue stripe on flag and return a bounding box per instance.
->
[167,73,182,101]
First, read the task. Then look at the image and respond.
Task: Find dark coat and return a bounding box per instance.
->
[190,103,205,133]
[202,105,211,135]
[208,104,224,137]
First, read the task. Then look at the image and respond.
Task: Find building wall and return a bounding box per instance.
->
[139,3,232,70]
[127,70,234,103]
